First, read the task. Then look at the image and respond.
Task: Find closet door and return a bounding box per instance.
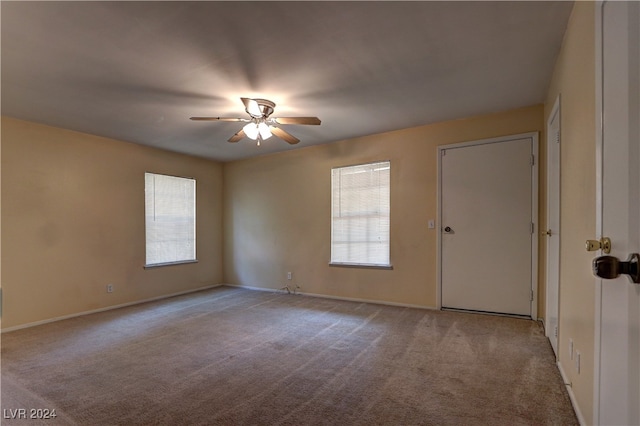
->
[440,135,535,317]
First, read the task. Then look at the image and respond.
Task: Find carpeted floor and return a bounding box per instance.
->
[1,286,577,425]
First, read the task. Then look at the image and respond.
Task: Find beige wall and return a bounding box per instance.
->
[223,105,543,308]
[543,2,596,423]
[0,119,2,329]
[1,117,224,329]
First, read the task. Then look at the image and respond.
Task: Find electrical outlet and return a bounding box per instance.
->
[107,284,114,293]
[287,272,292,280]
[569,339,574,360]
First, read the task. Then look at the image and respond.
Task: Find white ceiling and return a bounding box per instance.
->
[1,1,573,162]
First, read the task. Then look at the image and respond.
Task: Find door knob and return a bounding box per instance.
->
[443,226,453,233]
[542,229,553,236]
[592,253,640,283]
[586,237,611,254]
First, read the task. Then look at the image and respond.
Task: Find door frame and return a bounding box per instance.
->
[436,132,539,320]
[545,95,561,356]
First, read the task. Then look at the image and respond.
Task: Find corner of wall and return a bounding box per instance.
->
[542,2,596,423]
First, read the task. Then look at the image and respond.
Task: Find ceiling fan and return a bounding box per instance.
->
[190,98,321,145]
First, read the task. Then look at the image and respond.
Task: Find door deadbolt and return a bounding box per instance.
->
[592,253,640,284]
[586,237,611,254]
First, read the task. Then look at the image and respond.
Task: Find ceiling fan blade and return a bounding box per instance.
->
[271,126,300,145]
[241,97,262,117]
[274,117,321,125]
[190,117,247,122]
[228,129,246,143]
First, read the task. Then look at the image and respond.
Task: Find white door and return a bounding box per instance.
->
[546,97,561,356]
[595,1,640,425]
[440,134,537,317]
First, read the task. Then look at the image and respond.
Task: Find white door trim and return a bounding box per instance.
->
[546,95,561,356]
[436,132,539,320]
[593,2,604,422]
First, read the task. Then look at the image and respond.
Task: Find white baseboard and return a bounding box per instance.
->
[224,283,282,294]
[1,284,224,333]
[225,283,438,311]
[557,361,586,425]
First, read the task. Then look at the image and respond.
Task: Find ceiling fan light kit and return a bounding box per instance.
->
[242,122,258,139]
[258,122,272,139]
[190,97,321,146]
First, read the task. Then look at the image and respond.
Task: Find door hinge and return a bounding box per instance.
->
[530,222,535,234]
[531,290,534,302]
[530,154,535,166]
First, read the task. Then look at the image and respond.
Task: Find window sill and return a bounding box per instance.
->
[329,262,393,270]
[144,260,198,269]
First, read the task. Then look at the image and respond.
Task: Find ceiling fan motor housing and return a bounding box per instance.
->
[247,99,275,118]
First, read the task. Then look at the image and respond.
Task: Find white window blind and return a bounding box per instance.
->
[331,161,390,267]
[145,173,196,266]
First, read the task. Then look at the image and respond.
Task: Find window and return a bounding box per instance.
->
[331,161,391,267]
[145,173,196,267]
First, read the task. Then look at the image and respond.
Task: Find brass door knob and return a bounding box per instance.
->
[586,237,612,254]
